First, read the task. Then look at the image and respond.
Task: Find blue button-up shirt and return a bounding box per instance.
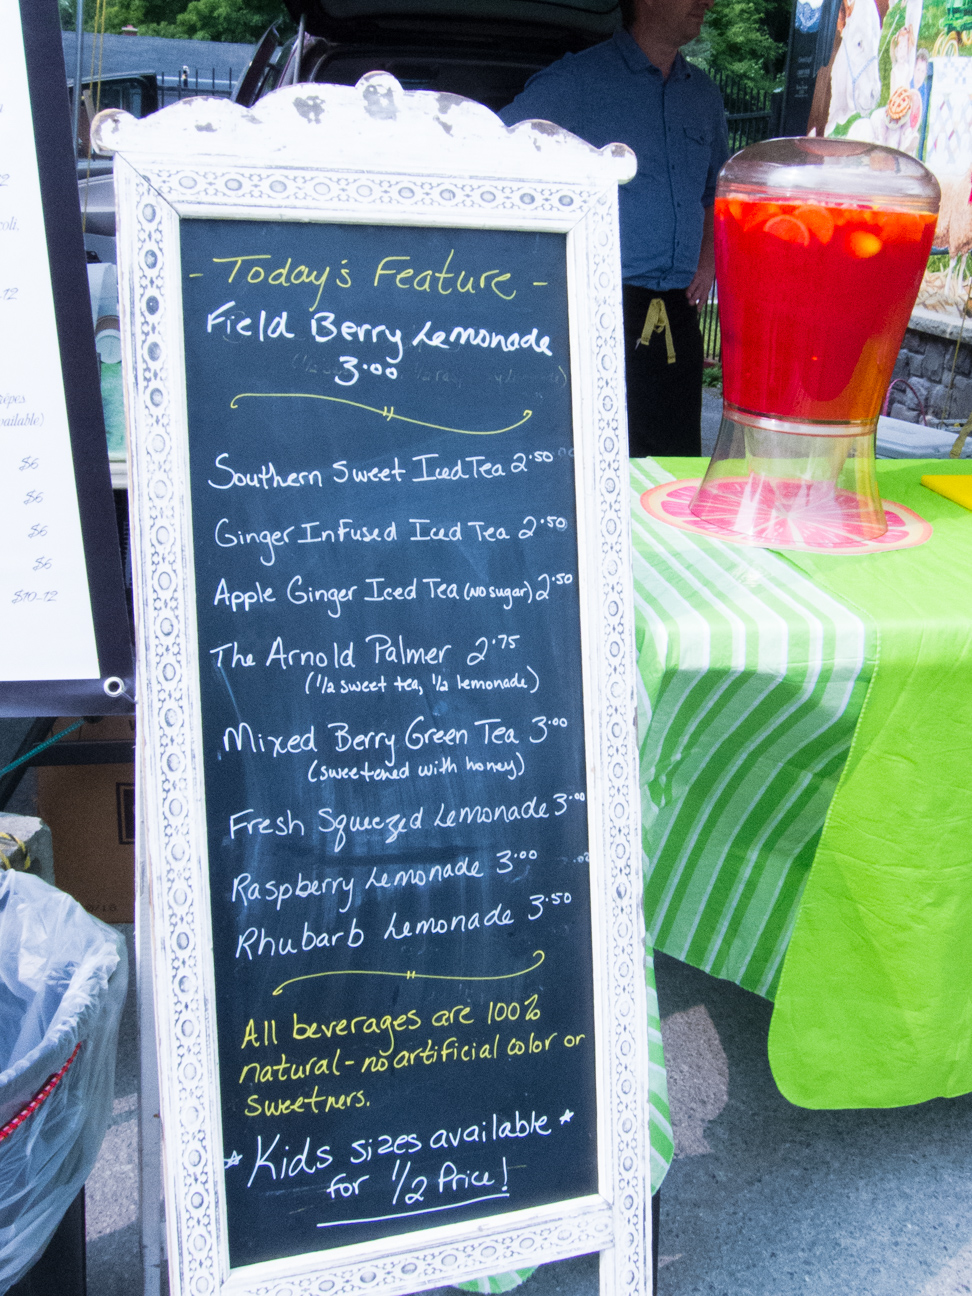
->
[500,30,729,291]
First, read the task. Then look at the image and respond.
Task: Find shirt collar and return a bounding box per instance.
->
[671,50,692,79]
[612,29,693,80]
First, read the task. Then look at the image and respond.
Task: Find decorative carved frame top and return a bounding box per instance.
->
[93,74,636,183]
[104,78,647,1296]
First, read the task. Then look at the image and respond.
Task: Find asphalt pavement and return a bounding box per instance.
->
[701,387,722,456]
[434,950,972,1296]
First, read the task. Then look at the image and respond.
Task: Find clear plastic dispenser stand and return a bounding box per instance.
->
[693,138,940,548]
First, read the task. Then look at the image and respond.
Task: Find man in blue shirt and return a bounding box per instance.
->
[500,0,729,457]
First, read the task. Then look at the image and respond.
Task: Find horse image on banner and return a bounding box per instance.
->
[811,0,972,322]
[826,0,883,132]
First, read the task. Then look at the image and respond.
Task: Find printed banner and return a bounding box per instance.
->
[808,0,972,320]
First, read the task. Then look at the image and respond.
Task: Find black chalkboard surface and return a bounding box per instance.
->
[180,218,597,1266]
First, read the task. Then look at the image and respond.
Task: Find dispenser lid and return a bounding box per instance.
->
[718,138,940,212]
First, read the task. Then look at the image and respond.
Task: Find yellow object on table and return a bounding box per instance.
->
[921,474,972,512]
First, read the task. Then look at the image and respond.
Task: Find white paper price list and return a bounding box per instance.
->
[0,0,99,681]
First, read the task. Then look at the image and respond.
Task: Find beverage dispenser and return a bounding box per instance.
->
[692,139,940,548]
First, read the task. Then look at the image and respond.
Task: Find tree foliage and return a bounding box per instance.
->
[689,0,791,89]
[65,0,790,85]
[76,0,286,42]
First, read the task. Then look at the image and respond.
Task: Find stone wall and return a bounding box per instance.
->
[889,308,972,425]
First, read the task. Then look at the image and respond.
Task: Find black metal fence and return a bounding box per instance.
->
[70,67,237,155]
[701,286,722,367]
[158,68,236,106]
[700,72,776,363]
[711,69,775,153]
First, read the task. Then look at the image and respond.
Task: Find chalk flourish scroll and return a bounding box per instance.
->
[230,392,533,437]
[273,949,546,997]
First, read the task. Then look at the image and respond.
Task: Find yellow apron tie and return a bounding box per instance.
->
[949,410,972,460]
[638,297,676,365]
[0,832,31,872]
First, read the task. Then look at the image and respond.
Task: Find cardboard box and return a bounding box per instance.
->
[37,762,135,924]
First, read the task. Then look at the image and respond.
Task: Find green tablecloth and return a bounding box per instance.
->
[634,457,972,1109]
[464,454,968,1290]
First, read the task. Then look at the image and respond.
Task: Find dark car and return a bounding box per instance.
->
[81,1,622,244]
[78,1,624,292]
[78,1,622,463]
[233,0,622,112]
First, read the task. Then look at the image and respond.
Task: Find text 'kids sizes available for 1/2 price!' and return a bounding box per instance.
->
[185,219,596,1267]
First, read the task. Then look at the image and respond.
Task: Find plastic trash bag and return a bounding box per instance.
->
[0,870,127,1294]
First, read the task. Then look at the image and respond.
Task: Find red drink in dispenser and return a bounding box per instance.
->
[691,140,940,550]
[716,199,937,424]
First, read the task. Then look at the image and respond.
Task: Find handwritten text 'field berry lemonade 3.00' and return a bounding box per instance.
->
[690,139,939,550]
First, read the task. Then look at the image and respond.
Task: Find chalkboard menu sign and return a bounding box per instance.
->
[187,215,600,1264]
[99,81,648,1296]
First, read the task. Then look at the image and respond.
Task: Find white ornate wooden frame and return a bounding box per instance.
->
[95,77,648,1296]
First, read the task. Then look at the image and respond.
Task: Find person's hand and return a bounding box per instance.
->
[685,265,714,310]
[685,255,715,310]
[687,204,716,309]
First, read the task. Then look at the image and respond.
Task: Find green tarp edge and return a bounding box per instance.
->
[772,459,972,1108]
[663,457,972,1109]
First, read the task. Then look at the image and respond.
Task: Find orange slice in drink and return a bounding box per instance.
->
[848,230,883,258]
[882,210,934,244]
[764,215,811,246]
[793,205,835,244]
